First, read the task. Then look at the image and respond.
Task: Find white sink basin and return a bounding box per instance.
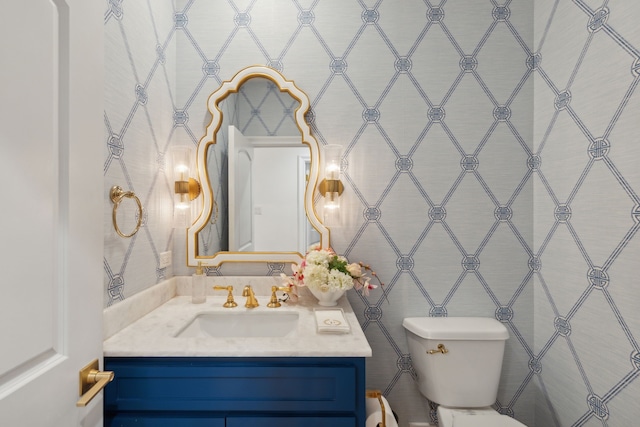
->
[175,311,299,338]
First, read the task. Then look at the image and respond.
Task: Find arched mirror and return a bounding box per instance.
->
[187,66,329,267]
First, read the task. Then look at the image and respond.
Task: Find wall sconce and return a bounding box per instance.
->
[318,144,344,224]
[171,145,201,228]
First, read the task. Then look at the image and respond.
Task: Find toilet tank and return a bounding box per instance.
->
[403,317,509,407]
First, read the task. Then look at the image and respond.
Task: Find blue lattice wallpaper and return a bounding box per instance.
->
[532,2,640,426]
[104,1,640,426]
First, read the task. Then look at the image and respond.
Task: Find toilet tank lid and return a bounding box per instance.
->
[403,317,509,340]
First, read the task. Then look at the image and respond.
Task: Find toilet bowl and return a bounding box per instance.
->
[437,406,526,427]
[402,317,528,427]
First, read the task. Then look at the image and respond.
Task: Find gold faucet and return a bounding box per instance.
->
[267,285,292,308]
[213,285,237,308]
[242,285,259,308]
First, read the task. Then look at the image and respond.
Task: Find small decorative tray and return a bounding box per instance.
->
[314,308,351,334]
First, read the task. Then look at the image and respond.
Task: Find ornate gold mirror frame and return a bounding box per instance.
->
[187,66,329,267]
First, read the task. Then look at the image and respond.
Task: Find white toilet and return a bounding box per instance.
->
[403,317,527,427]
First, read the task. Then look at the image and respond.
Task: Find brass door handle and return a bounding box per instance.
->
[76,359,114,407]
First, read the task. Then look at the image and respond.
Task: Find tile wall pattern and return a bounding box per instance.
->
[104,1,640,426]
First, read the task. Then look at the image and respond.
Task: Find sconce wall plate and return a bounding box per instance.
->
[175,178,201,201]
[318,179,344,196]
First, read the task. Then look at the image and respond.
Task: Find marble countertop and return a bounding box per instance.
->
[103,287,372,358]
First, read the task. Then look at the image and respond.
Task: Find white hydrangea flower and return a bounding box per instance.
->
[304,263,330,290]
[305,249,332,267]
[327,269,354,291]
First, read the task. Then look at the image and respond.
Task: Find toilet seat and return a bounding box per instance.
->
[437,406,527,427]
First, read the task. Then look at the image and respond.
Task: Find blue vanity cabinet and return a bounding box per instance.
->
[104,357,366,427]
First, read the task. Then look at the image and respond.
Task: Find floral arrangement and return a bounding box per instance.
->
[281,247,383,301]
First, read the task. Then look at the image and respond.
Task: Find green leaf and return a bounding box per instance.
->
[327,255,349,275]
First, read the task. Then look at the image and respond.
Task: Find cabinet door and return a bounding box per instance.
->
[226,417,356,427]
[106,415,224,427]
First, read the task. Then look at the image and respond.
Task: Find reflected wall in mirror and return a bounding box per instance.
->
[187,66,329,267]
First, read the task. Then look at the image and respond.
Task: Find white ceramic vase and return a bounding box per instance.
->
[308,287,346,307]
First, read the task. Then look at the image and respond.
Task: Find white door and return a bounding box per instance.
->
[0,1,104,426]
[228,126,255,251]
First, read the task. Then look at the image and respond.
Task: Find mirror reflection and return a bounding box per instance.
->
[188,67,328,267]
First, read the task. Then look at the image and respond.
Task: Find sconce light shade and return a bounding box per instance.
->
[319,144,344,224]
[171,145,201,228]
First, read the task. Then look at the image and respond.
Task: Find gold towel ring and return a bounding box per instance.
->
[110,185,143,238]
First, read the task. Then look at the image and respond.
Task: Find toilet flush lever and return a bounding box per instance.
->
[427,344,448,355]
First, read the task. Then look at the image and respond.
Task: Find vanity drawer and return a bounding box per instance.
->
[226,416,356,427]
[104,357,364,416]
[106,415,354,427]
[106,414,224,426]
